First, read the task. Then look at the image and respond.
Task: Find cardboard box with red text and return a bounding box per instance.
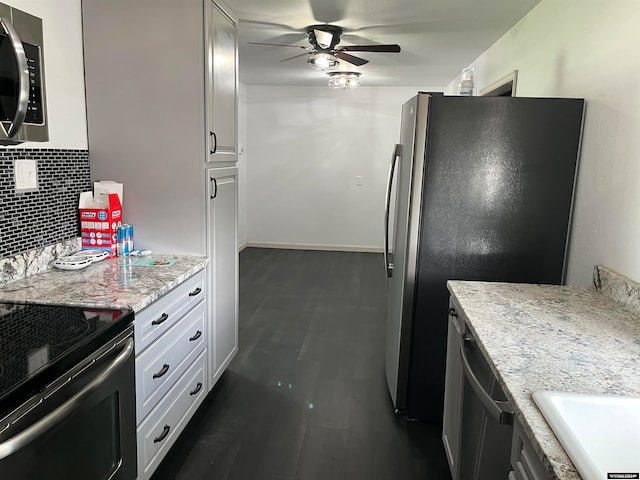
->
[79,192,122,256]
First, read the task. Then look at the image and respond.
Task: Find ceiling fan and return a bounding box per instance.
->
[248,24,401,67]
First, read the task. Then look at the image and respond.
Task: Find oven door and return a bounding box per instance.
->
[0,326,137,480]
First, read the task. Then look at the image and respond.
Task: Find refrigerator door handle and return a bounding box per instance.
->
[384,144,402,278]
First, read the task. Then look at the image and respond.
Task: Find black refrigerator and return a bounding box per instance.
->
[383,93,584,422]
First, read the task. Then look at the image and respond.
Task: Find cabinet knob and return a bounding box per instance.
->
[448,308,458,318]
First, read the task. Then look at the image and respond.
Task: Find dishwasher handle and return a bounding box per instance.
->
[0,337,134,460]
[460,336,513,425]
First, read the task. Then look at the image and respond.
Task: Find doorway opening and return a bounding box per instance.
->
[480,70,518,97]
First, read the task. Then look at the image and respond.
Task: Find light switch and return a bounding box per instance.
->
[14,159,39,192]
[355,176,363,186]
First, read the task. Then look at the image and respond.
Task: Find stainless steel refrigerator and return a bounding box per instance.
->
[383,93,584,422]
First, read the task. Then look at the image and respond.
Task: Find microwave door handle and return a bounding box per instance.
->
[384,144,402,278]
[0,337,134,460]
[0,18,29,138]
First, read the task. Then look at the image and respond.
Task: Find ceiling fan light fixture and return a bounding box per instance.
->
[327,71,361,90]
[307,53,339,71]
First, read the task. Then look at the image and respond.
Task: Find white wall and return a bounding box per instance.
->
[238,82,248,248]
[245,85,432,251]
[444,0,640,286]
[3,0,87,148]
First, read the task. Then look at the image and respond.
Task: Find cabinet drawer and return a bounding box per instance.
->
[136,351,207,480]
[511,419,551,480]
[134,271,205,353]
[136,302,206,423]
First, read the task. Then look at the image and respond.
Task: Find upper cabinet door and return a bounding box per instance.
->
[206,0,237,163]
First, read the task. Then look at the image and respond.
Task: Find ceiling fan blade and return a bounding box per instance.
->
[338,44,401,53]
[247,41,311,50]
[280,52,312,63]
[333,51,369,66]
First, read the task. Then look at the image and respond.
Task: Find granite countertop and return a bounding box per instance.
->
[447,273,640,480]
[0,254,209,312]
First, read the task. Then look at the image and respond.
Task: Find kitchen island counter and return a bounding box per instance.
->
[0,254,208,312]
[447,267,640,479]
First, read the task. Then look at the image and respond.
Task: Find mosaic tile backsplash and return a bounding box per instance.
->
[0,149,90,258]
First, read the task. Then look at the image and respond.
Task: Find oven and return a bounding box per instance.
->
[0,303,136,480]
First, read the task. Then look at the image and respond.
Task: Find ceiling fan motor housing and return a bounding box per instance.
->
[248,24,400,69]
[306,24,343,51]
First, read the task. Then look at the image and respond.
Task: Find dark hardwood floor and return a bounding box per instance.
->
[151,248,452,480]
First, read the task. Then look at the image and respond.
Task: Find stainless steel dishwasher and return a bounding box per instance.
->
[458,324,514,480]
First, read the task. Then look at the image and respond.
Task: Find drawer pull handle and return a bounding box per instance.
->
[448,308,458,318]
[188,287,202,297]
[153,425,171,443]
[189,330,202,342]
[151,313,169,326]
[190,382,203,396]
[153,363,170,379]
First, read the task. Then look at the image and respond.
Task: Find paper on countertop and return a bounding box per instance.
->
[130,257,177,267]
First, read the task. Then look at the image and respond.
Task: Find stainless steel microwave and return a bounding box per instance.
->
[0,2,47,145]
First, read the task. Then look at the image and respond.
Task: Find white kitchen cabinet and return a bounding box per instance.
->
[82,0,238,256]
[135,302,206,421]
[206,0,238,163]
[133,273,205,353]
[137,351,207,480]
[442,301,464,480]
[510,419,552,480]
[207,166,239,387]
[133,271,208,480]
[83,2,238,474]
[82,0,238,393]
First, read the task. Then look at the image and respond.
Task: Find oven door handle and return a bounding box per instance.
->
[0,18,29,138]
[0,337,134,460]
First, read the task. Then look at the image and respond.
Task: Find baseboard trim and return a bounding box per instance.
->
[244,241,383,254]
[238,242,248,253]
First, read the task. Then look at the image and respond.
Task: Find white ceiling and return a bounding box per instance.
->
[225,0,543,88]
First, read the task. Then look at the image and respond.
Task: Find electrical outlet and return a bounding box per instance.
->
[14,159,39,192]
[355,176,363,186]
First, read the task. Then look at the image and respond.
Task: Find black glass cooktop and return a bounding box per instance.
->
[0,302,133,417]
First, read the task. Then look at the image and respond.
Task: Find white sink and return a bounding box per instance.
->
[533,391,640,480]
